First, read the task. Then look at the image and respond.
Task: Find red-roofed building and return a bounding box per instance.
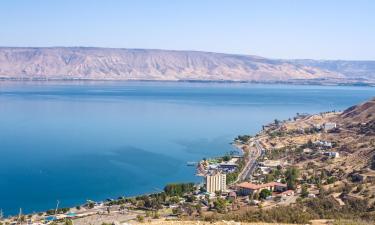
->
[236,182,287,196]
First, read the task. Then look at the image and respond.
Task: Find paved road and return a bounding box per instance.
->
[237,139,265,182]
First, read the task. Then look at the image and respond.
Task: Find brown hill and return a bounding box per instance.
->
[0,47,351,81]
[341,97,375,124]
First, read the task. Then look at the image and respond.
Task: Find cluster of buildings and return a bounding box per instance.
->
[303,140,334,153]
[236,181,287,196]
[200,153,293,200]
[302,139,340,158]
[313,122,337,132]
[198,157,240,174]
[197,157,242,194]
[203,170,293,201]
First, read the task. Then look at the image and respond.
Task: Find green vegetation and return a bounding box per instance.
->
[226,156,245,184]
[63,219,73,225]
[301,184,309,198]
[235,135,251,143]
[185,195,197,203]
[105,196,135,206]
[266,146,298,160]
[303,127,322,134]
[267,126,321,139]
[152,210,160,219]
[226,172,239,184]
[87,202,95,209]
[259,189,272,199]
[164,183,195,196]
[213,197,227,213]
[45,207,70,215]
[135,194,164,210]
[95,190,188,212]
[172,207,182,215]
[136,215,145,223]
[327,176,336,184]
[168,196,180,204]
[264,167,282,182]
[222,154,231,162]
[285,167,299,190]
[268,130,286,138]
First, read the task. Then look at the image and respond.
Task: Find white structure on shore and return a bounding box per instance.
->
[205,171,226,193]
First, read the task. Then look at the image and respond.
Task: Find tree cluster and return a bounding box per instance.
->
[164,183,195,196]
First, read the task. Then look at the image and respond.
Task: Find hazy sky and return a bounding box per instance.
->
[0,0,374,60]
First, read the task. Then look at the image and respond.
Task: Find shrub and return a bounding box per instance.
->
[301,184,309,198]
[213,198,227,213]
[259,189,272,199]
[136,215,145,223]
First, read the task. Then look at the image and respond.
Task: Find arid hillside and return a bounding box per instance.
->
[1,47,374,82]
[340,97,375,124]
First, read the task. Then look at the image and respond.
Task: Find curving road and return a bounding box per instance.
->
[237,140,265,182]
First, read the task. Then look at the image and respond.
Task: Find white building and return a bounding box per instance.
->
[313,140,333,148]
[303,148,313,153]
[323,122,337,131]
[205,171,226,193]
[324,151,340,158]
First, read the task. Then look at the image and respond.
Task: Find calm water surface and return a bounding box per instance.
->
[0,81,374,215]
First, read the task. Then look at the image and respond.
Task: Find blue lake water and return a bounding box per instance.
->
[0,81,374,216]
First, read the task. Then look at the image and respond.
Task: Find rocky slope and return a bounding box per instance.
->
[339,97,375,136]
[1,47,374,82]
[341,97,375,122]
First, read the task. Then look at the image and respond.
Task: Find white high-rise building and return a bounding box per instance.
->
[205,171,226,193]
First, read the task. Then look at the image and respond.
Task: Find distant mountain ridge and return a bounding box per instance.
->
[284,59,375,80]
[0,47,374,84]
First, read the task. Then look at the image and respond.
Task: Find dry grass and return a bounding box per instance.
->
[132,221,301,225]
[332,219,375,225]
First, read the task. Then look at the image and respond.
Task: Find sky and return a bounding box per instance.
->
[0,0,374,60]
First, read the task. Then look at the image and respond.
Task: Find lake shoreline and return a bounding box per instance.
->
[1,78,374,87]
[1,82,374,218]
